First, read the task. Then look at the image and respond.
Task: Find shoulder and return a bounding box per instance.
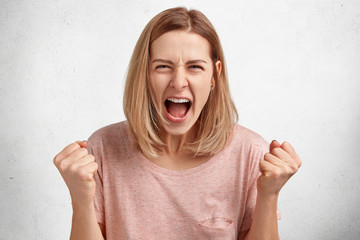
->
[87,121,128,146]
[225,124,269,173]
[87,121,132,164]
[231,124,269,153]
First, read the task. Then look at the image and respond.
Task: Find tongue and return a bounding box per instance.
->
[167,102,188,118]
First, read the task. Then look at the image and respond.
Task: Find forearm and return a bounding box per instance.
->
[244,193,279,240]
[70,201,104,240]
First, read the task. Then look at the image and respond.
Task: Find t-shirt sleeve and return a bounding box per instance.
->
[239,140,269,232]
[87,136,105,225]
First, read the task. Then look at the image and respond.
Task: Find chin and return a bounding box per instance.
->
[163,124,193,137]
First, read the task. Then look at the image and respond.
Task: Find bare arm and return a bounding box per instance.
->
[53,141,105,240]
[242,194,279,240]
[70,201,105,240]
[237,194,278,240]
[240,141,301,240]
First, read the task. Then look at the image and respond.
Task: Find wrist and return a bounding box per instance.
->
[257,191,280,201]
[256,192,279,211]
[71,197,94,211]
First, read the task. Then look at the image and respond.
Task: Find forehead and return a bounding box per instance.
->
[149,30,212,60]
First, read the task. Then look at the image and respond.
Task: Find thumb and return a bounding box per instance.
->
[269,140,280,152]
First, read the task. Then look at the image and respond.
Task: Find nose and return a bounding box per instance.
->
[170,67,188,91]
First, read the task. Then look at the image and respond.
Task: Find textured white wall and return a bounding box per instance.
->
[1,1,359,239]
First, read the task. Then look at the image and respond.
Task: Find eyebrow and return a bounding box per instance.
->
[151,59,207,64]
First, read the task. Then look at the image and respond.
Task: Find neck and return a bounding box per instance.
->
[144,124,212,170]
[159,124,198,157]
[163,133,189,156]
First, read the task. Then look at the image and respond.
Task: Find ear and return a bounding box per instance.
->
[212,60,222,88]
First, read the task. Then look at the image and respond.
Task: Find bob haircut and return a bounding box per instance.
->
[123,7,238,157]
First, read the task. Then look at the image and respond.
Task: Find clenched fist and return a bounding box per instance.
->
[53,141,98,205]
[258,140,302,196]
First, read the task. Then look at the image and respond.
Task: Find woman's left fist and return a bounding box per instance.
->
[258,140,302,196]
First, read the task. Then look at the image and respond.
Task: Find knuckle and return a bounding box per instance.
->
[87,154,95,162]
[58,159,69,171]
[298,160,303,168]
[53,155,60,165]
[79,147,89,156]
[81,155,94,164]
[286,167,296,176]
[285,163,298,175]
[270,147,281,155]
[282,141,290,148]
[92,162,99,172]
[68,163,79,173]
[290,163,298,172]
[272,169,281,178]
[94,162,99,170]
[71,142,81,148]
[54,143,80,166]
[78,168,90,180]
[69,142,80,152]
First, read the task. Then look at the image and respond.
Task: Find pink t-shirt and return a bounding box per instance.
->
[87,121,269,240]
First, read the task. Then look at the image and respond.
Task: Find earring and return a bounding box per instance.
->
[210,85,214,91]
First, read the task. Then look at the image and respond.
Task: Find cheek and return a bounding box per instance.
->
[193,82,211,107]
[149,76,166,103]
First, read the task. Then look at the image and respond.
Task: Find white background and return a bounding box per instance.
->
[1,0,359,239]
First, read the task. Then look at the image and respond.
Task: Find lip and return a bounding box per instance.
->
[165,111,189,122]
[164,96,192,102]
[164,96,192,123]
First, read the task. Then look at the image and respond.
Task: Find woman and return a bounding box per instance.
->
[54,7,301,240]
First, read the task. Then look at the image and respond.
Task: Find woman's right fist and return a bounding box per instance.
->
[53,141,98,205]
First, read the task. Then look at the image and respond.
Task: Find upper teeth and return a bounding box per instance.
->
[167,98,189,103]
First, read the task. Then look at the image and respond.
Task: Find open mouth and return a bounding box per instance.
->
[164,98,192,120]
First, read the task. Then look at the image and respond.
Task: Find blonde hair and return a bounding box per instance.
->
[123,7,238,157]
